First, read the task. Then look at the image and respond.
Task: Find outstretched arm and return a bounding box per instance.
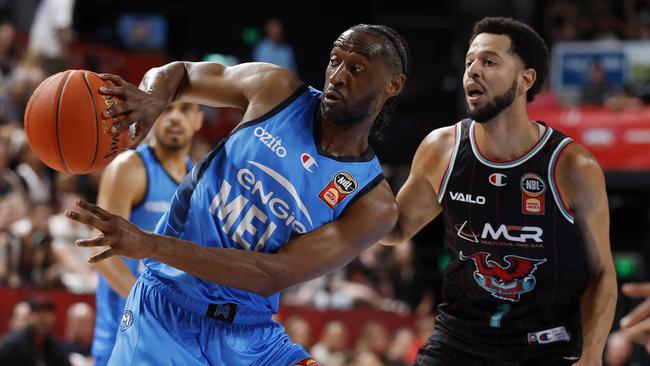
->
[557,143,617,366]
[67,182,398,297]
[100,61,301,147]
[381,126,455,245]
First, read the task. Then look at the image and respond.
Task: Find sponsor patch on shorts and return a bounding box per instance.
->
[527,326,571,344]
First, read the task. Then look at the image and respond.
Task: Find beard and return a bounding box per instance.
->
[155,132,188,151]
[468,79,517,123]
[319,88,380,127]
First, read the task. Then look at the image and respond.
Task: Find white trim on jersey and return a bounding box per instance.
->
[469,121,554,169]
[548,138,575,224]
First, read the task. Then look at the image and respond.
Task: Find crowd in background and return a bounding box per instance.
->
[0,0,647,365]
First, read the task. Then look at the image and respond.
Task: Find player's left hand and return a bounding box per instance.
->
[620,282,650,329]
[65,199,154,262]
[621,317,650,352]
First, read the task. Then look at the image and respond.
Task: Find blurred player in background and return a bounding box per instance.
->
[91,102,201,365]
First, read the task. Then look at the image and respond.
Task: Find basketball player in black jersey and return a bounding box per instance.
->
[382,17,616,365]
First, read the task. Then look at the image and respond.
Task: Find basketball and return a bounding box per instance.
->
[23,70,129,174]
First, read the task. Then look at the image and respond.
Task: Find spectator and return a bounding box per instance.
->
[310,321,349,366]
[252,18,297,73]
[284,315,312,350]
[61,302,94,365]
[0,141,28,230]
[0,22,20,78]
[0,66,46,126]
[25,0,75,74]
[386,327,414,366]
[388,240,419,310]
[406,316,435,362]
[0,297,71,366]
[0,230,22,286]
[580,62,613,105]
[605,85,645,110]
[355,321,390,364]
[348,350,385,366]
[7,301,31,331]
[15,142,52,204]
[9,201,61,289]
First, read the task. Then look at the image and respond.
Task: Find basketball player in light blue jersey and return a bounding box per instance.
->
[90,102,202,365]
[68,24,410,366]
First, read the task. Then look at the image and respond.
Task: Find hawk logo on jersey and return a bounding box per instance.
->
[459,251,547,302]
[319,172,358,209]
[120,310,134,332]
[521,173,546,215]
[300,153,318,172]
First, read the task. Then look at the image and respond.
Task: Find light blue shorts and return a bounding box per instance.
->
[108,272,312,366]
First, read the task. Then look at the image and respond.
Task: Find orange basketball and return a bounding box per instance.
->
[24,70,129,174]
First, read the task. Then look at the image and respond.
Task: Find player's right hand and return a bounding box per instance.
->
[98,73,167,149]
[66,199,155,262]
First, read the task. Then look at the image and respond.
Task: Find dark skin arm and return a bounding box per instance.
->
[100,61,301,147]
[66,181,398,297]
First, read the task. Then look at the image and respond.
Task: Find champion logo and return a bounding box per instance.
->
[489,173,507,187]
[300,153,318,172]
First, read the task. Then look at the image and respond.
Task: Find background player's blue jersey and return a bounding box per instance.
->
[146,85,385,314]
[92,145,191,360]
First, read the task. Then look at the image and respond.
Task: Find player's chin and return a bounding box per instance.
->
[320,106,348,124]
[162,138,187,150]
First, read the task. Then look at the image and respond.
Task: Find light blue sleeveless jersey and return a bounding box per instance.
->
[146,85,384,314]
[92,145,191,360]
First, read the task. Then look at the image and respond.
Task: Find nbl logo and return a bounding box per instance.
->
[521,173,546,215]
[319,172,358,209]
[521,173,545,196]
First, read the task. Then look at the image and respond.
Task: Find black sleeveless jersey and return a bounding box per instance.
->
[434,119,588,360]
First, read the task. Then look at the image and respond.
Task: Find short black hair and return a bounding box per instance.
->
[348,24,410,140]
[469,17,549,102]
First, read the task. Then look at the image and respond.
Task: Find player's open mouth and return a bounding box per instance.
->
[324,89,343,104]
[466,86,484,103]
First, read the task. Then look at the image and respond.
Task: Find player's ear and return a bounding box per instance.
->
[386,73,405,97]
[519,68,536,97]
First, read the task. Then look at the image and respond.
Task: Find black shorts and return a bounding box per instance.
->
[414,335,579,366]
